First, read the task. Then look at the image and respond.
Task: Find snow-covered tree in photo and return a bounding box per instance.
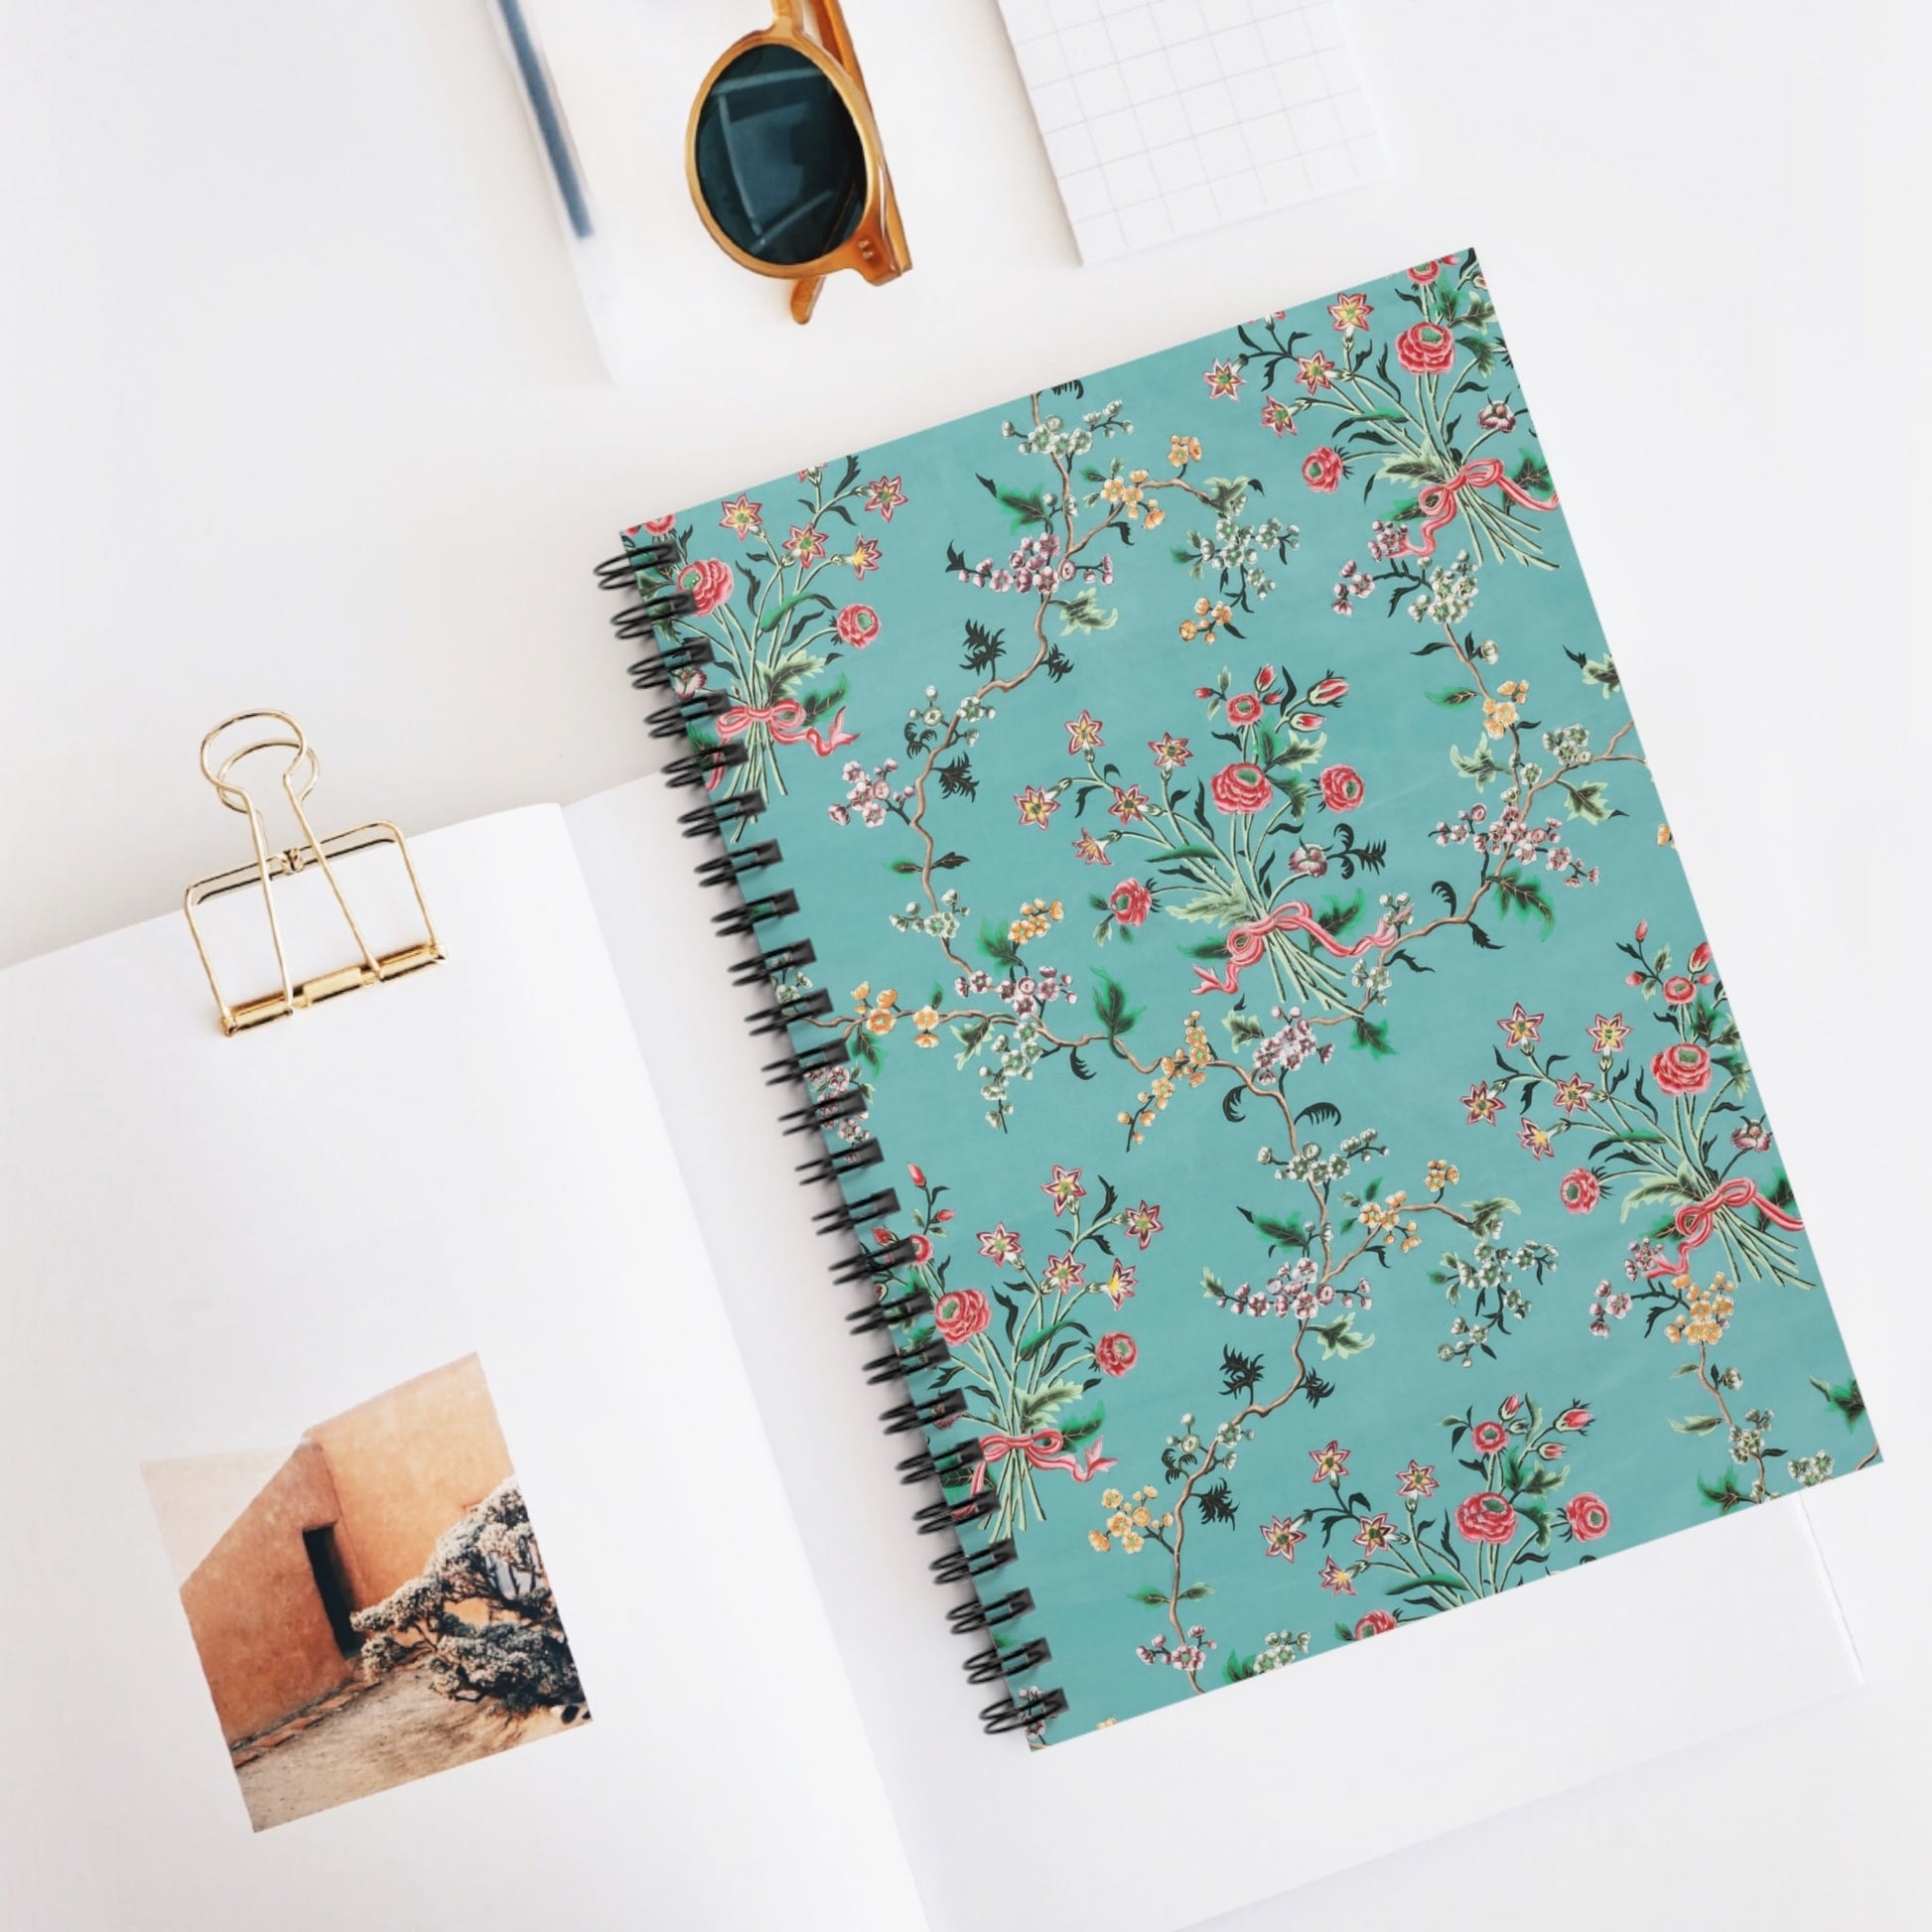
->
[351,1478,587,1722]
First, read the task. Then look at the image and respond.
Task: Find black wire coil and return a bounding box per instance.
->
[600,529,1061,1740]
[713,888,800,937]
[679,790,764,840]
[731,936,816,986]
[631,639,716,692]
[863,1332,947,1383]
[697,841,784,890]
[647,689,732,739]
[846,1286,934,1335]
[947,1587,1033,1635]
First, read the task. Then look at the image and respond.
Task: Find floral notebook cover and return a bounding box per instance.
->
[613,250,1874,1743]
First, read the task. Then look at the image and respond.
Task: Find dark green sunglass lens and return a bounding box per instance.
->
[694,44,866,266]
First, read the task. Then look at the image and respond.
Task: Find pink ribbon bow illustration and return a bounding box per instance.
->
[716,698,858,757]
[704,698,860,788]
[1193,900,1400,997]
[1393,457,1561,560]
[1641,1176,1805,1280]
[969,1428,1117,1495]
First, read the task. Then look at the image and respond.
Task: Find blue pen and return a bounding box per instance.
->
[494,0,595,239]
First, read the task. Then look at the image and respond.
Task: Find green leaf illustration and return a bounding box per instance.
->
[1384,1571,1472,1596]
[1560,778,1614,823]
[1493,869,1554,930]
[1093,970,1141,1044]
[1171,884,1254,924]
[1809,1376,1866,1431]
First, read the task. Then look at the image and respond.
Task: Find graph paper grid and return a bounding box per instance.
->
[995,0,1389,263]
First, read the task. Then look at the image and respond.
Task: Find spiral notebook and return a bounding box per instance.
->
[603,249,1877,1745]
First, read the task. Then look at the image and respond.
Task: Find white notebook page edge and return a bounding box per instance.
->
[0,806,925,1932]
[564,773,1863,1932]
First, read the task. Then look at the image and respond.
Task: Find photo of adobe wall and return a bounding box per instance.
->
[144,1354,589,1831]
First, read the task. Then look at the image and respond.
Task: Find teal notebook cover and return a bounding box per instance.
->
[610,250,1873,1743]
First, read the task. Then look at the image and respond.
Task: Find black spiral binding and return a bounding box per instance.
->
[600,528,1063,1741]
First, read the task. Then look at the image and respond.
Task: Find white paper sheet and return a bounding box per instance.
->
[0,808,923,1931]
[565,774,1862,1932]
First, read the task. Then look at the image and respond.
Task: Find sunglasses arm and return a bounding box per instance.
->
[798,0,861,74]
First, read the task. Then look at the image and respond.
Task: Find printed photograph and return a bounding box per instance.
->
[143,1354,588,1831]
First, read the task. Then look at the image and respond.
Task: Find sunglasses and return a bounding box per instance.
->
[687,0,910,324]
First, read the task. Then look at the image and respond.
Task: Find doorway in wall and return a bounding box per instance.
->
[303,1524,360,1657]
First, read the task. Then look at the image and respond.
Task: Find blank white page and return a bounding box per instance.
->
[996,0,1391,261]
[0,807,924,1931]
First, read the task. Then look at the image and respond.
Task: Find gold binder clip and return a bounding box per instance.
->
[183,711,443,1035]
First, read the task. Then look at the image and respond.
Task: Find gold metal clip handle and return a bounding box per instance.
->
[183,711,443,1035]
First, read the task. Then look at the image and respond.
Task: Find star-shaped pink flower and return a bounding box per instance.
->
[1497,1002,1544,1050]
[1395,1459,1438,1499]
[1318,1555,1356,1596]
[1261,1514,1306,1561]
[720,492,763,538]
[1041,1165,1086,1216]
[976,1223,1023,1266]
[1016,784,1058,829]
[1588,1013,1630,1054]
[1203,357,1244,399]
[1296,351,1337,394]
[864,475,907,520]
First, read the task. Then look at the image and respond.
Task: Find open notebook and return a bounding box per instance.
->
[0,786,1866,1930]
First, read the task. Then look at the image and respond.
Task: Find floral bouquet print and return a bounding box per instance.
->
[614,249,1874,1743]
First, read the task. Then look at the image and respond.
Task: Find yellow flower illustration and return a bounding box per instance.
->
[1101,468,1154,518]
[1665,1273,1735,1347]
[855,984,898,1035]
[1008,896,1065,944]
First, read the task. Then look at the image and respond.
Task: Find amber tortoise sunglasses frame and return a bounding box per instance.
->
[686,0,911,324]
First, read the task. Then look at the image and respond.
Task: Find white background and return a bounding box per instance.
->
[1,1,1926,1926]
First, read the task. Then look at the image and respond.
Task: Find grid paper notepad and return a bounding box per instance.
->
[997,0,1389,262]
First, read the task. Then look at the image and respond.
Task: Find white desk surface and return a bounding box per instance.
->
[1,2,1924,1926]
